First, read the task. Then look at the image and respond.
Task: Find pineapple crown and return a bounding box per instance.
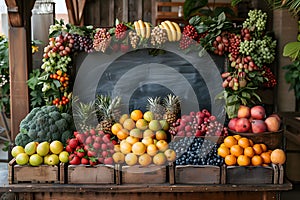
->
[73,98,98,129]
[95,95,121,121]
[163,94,181,113]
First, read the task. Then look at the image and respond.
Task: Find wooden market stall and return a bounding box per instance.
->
[0,0,295,199]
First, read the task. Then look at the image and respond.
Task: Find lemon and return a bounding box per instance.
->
[47,154,59,165]
[25,142,38,156]
[16,153,29,165]
[50,140,64,154]
[11,146,25,158]
[29,154,43,166]
[37,141,50,157]
[59,151,69,163]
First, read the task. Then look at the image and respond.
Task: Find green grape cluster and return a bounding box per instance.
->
[239,35,276,67]
[242,9,267,32]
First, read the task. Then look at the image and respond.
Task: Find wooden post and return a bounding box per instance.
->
[5,0,36,141]
[65,0,86,25]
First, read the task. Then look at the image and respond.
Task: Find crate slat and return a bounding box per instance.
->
[122,164,167,184]
[67,164,115,184]
[175,165,221,184]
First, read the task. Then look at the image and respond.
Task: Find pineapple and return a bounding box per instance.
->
[146,96,164,120]
[72,97,98,131]
[162,94,181,124]
[95,95,121,134]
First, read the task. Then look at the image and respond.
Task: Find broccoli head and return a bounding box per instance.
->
[61,130,73,144]
[15,133,30,147]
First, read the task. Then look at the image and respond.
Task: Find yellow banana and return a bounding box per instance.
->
[138,20,146,38]
[165,20,177,41]
[172,22,182,41]
[145,22,151,39]
[134,21,141,36]
[161,21,173,42]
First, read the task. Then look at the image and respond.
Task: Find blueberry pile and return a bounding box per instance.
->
[169,137,224,166]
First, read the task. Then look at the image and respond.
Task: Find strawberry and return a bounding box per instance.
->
[87,150,97,157]
[111,43,119,52]
[120,44,129,53]
[85,136,94,145]
[98,130,105,136]
[73,131,80,137]
[111,140,118,145]
[81,157,89,165]
[89,157,98,166]
[93,142,101,150]
[90,129,96,135]
[68,138,78,149]
[69,154,80,165]
[76,148,86,158]
[102,151,108,158]
[104,157,113,165]
[76,133,86,144]
[84,144,90,152]
[102,134,111,143]
[65,145,73,153]
[94,136,102,143]
[109,149,115,155]
[101,143,108,150]
[107,142,114,149]
[98,157,104,164]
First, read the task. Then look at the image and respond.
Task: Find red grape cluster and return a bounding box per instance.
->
[71,34,94,53]
[212,33,229,56]
[169,109,228,137]
[262,66,277,88]
[241,28,251,41]
[43,33,74,59]
[115,23,128,40]
[228,33,241,59]
[179,25,199,50]
[93,28,112,53]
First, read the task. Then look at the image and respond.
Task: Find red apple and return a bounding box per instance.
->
[269,113,281,123]
[251,120,267,133]
[228,118,238,131]
[235,118,251,133]
[265,116,280,132]
[250,105,266,120]
[237,105,251,118]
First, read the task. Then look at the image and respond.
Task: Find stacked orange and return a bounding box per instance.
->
[218,135,286,166]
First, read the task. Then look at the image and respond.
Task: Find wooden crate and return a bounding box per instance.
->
[66,164,115,184]
[8,158,61,184]
[174,165,221,184]
[225,164,279,184]
[121,164,167,184]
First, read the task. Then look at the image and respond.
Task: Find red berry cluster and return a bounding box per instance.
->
[52,96,70,106]
[241,28,251,41]
[169,109,228,137]
[44,33,74,58]
[115,23,128,40]
[228,33,241,59]
[212,33,229,56]
[179,25,199,50]
[66,129,118,166]
[262,66,277,88]
[49,70,70,90]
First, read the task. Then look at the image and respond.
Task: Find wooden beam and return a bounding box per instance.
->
[65,0,76,24]
[66,0,86,25]
[5,0,35,141]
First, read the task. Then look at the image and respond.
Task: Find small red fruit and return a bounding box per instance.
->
[81,157,89,165]
[68,138,79,149]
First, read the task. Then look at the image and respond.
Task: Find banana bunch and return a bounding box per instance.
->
[159,20,181,42]
[134,20,151,39]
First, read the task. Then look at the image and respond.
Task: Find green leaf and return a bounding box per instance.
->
[184,0,208,19]
[189,16,202,26]
[226,104,239,118]
[52,80,61,88]
[283,41,300,60]
[217,12,226,23]
[115,18,120,26]
[231,0,243,7]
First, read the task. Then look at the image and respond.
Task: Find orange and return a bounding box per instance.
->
[123,118,136,130]
[233,135,242,140]
[260,143,268,152]
[238,137,250,149]
[270,149,286,165]
[248,139,254,147]
[153,153,167,166]
[164,149,176,162]
[217,146,230,158]
[120,141,132,154]
[119,114,129,124]
[244,146,255,158]
[112,152,125,164]
[126,136,139,145]
[147,144,159,156]
[225,154,237,166]
[111,123,123,135]
[136,119,148,130]
[143,129,155,139]
[125,153,138,166]
[260,152,271,164]
[237,155,250,166]
[230,144,244,157]
[117,128,129,140]
[132,142,146,156]
[220,143,226,148]
[138,153,152,166]
[252,144,263,155]
[141,137,154,146]
[131,110,143,121]
[156,140,169,152]
[155,130,167,140]
[224,136,238,148]
[251,155,263,166]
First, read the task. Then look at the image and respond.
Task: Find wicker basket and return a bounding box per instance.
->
[228,129,284,150]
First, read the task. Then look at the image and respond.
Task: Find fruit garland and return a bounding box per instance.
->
[34,10,276,119]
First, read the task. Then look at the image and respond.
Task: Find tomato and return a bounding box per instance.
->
[62,100,66,105]
[60,77,65,82]
[57,75,61,80]
[56,70,62,76]
[53,74,57,79]
[65,77,69,81]
[62,96,66,101]
[65,98,69,103]
[49,74,53,79]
